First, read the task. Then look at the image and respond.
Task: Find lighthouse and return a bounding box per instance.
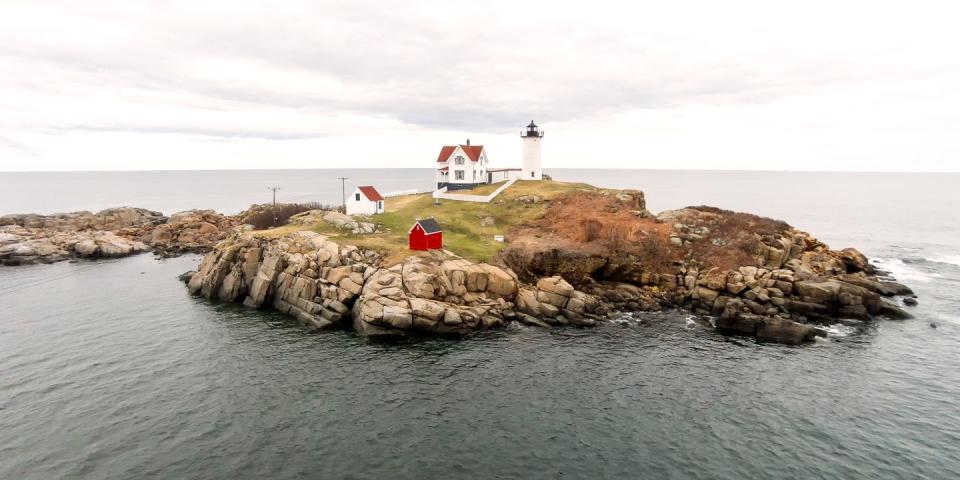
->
[520,120,543,180]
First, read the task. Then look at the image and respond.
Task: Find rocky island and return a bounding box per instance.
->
[2,181,915,345]
[175,181,915,345]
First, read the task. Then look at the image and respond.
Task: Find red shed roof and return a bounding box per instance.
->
[437,145,484,162]
[357,185,383,201]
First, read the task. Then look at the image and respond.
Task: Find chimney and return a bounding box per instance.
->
[466,138,470,146]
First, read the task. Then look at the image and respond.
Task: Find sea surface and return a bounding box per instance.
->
[1,169,959,479]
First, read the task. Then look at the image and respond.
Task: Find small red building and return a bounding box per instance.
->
[408,218,443,251]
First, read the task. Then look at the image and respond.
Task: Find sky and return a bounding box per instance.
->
[1,0,958,172]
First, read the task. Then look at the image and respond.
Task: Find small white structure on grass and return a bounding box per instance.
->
[346,186,385,215]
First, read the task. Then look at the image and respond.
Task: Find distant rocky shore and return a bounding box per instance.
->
[0,204,376,266]
[0,208,239,265]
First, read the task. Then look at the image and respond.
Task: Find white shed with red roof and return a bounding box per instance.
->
[346,185,385,215]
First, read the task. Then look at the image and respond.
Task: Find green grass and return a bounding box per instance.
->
[350,180,598,263]
[252,180,600,264]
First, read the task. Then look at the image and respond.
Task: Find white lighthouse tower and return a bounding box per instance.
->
[520,120,543,180]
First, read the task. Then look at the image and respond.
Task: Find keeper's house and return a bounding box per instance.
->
[435,139,489,190]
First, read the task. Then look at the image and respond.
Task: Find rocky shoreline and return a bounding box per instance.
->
[181,201,916,345]
[181,230,607,337]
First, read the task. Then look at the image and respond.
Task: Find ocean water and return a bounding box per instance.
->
[0,169,439,216]
[1,169,959,479]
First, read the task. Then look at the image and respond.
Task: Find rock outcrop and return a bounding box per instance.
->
[0,207,163,265]
[715,299,826,344]
[499,198,917,345]
[186,230,376,328]
[0,206,238,265]
[677,236,914,329]
[350,257,519,336]
[0,207,166,231]
[513,276,607,327]
[0,226,151,265]
[136,209,240,257]
[183,231,604,337]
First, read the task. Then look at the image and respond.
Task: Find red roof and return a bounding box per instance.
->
[357,185,383,201]
[461,145,483,162]
[438,166,449,172]
[436,146,456,163]
[437,144,484,162]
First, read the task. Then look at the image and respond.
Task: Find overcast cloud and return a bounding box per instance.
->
[1,0,958,171]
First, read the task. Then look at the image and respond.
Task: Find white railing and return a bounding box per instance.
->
[432,178,518,203]
[383,188,433,198]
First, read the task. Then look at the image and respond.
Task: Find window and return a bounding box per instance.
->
[455,170,464,180]
[378,201,383,210]
[355,193,361,201]
[531,171,535,178]
[454,156,465,165]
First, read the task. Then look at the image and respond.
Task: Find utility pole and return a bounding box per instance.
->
[267,186,280,227]
[268,186,280,206]
[336,177,348,212]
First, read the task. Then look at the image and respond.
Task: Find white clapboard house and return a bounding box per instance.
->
[435,139,490,190]
[346,186,385,215]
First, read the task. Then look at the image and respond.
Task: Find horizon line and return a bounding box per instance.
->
[2,167,958,175]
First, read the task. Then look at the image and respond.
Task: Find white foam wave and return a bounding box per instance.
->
[871,257,935,283]
[925,255,960,267]
[821,323,857,338]
[505,320,524,331]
